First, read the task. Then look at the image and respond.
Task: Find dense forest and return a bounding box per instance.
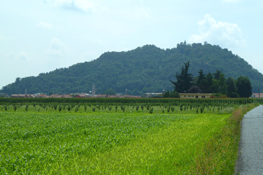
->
[1,42,263,95]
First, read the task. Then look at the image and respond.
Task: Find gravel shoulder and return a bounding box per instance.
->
[235,105,263,175]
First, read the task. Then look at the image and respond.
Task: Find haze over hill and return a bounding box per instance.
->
[1,42,263,95]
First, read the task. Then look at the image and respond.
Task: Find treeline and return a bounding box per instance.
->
[164,62,252,98]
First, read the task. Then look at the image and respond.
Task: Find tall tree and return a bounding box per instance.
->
[218,73,228,94]
[226,77,238,97]
[236,76,252,97]
[211,79,219,93]
[203,73,213,93]
[171,62,193,93]
[197,69,205,92]
[213,70,221,80]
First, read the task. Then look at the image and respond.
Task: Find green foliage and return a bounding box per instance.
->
[171,61,193,93]
[163,91,170,98]
[213,70,221,80]
[104,88,116,95]
[197,69,206,91]
[1,101,248,174]
[170,91,180,98]
[1,43,263,95]
[149,108,153,114]
[217,73,228,94]
[25,105,28,111]
[226,77,239,98]
[163,91,180,98]
[172,63,250,96]
[237,76,252,97]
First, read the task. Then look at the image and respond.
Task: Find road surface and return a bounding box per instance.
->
[235,105,263,175]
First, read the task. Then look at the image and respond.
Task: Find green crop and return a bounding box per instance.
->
[0,100,259,174]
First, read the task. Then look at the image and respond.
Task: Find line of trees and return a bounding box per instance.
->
[165,62,252,98]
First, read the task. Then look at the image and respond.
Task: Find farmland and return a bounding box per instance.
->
[0,98,261,174]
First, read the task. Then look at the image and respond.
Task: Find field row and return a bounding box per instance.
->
[0,103,236,114]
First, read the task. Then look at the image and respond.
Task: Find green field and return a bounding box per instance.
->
[0,102,256,174]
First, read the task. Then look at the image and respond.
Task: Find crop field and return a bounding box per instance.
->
[0,99,259,174]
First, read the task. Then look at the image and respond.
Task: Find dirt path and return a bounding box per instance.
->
[235,105,263,174]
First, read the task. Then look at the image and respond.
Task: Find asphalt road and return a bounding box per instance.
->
[235,105,263,175]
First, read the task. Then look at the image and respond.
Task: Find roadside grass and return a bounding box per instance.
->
[193,104,257,174]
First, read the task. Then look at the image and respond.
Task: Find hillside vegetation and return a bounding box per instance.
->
[1,42,263,95]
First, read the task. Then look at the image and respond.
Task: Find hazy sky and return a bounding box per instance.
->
[1,0,263,89]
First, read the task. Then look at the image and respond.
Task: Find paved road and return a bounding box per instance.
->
[235,105,263,175]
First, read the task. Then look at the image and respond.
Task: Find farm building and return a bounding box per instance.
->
[252,93,263,98]
[11,94,34,98]
[0,93,9,97]
[143,93,163,98]
[179,93,212,99]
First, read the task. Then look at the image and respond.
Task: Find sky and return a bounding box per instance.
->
[1,0,263,89]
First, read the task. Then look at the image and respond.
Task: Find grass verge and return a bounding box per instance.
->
[193,104,258,174]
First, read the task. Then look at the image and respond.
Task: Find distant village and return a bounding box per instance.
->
[0,92,263,99]
[0,84,262,99]
[4,93,142,99]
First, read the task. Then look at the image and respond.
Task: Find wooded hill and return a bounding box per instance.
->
[1,42,263,95]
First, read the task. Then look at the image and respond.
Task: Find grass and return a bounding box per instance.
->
[193,104,257,174]
[0,103,256,174]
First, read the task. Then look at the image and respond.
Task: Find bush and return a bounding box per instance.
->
[163,91,180,98]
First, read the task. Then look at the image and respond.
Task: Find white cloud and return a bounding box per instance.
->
[46,38,69,57]
[37,22,53,29]
[17,51,29,61]
[189,14,246,48]
[11,51,30,62]
[43,0,99,13]
[133,5,151,19]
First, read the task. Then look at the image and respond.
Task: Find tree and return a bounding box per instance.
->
[203,73,213,93]
[163,91,180,98]
[218,73,227,94]
[15,77,21,85]
[170,91,180,98]
[171,62,193,93]
[132,89,141,95]
[104,88,116,95]
[196,69,206,92]
[187,86,202,93]
[236,76,252,97]
[226,77,238,98]
[211,79,219,93]
[211,73,227,94]
[197,69,205,86]
[163,91,170,98]
[213,70,221,80]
